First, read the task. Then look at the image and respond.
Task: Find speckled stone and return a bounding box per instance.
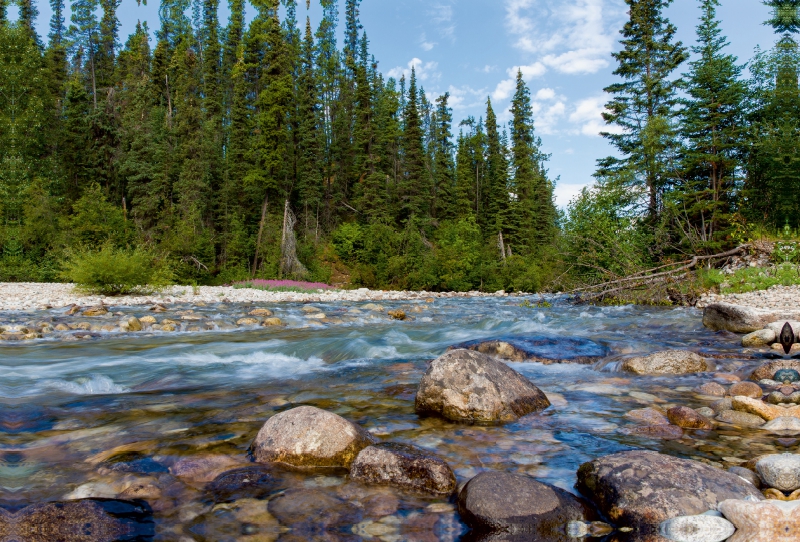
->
[756,454,800,492]
[718,498,800,542]
[659,514,735,542]
[729,382,763,399]
[742,329,778,347]
[695,382,726,397]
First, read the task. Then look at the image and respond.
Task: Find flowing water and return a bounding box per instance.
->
[0,297,786,540]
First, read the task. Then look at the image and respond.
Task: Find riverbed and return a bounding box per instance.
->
[0,296,785,540]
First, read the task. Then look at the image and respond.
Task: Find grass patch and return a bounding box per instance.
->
[701,264,800,294]
[231,279,335,293]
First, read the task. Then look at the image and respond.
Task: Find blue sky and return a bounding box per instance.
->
[26,0,778,207]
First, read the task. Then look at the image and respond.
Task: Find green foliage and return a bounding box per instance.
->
[703,263,800,293]
[61,244,174,295]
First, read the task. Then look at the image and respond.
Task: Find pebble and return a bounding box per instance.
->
[728,382,763,399]
[756,453,800,491]
[667,406,713,430]
[695,382,726,397]
[624,408,670,426]
[659,514,736,542]
[715,410,766,428]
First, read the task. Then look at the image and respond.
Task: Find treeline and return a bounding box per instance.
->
[0,0,557,291]
[0,0,797,293]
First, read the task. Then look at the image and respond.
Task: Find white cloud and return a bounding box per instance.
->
[493,63,547,102]
[492,79,517,101]
[429,2,456,42]
[568,96,623,136]
[387,58,441,83]
[420,33,436,51]
[504,0,625,75]
[447,85,488,110]
[555,182,591,208]
[535,88,557,101]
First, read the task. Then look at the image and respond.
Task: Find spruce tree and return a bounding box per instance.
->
[398,67,429,222]
[484,97,510,238]
[431,93,455,220]
[597,0,688,220]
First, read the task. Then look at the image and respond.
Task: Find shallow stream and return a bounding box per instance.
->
[0,297,787,540]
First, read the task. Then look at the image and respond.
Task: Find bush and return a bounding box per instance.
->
[61,244,173,295]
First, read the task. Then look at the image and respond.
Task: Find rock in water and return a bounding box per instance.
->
[728,381,763,398]
[621,351,709,375]
[742,328,778,347]
[206,466,281,503]
[717,498,800,542]
[667,406,714,429]
[659,514,736,542]
[451,334,608,365]
[751,360,800,382]
[782,323,796,355]
[268,488,362,533]
[415,349,550,423]
[0,499,155,541]
[762,416,800,435]
[457,471,596,535]
[350,442,456,495]
[576,451,763,532]
[756,454,800,492]
[703,303,800,333]
[250,406,375,468]
[715,410,766,428]
[728,466,761,488]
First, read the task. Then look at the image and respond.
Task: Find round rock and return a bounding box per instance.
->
[206,466,281,503]
[729,381,763,399]
[728,466,761,488]
[415,349,550,423]
[756,453,800,492]
[742,329,777,348]
[695,382,726,397]
[451,334,608,365]
[457,470,595,535]
[762,416,800,435]
[667,406,713,430]
[620,424,684,440]
[659,514,736,542]
[251,406,376,468]
[350,442,456,495]
[576,451,763,531]
[624,408,670,425]
[715,410,766,428]
[621,351,709,375]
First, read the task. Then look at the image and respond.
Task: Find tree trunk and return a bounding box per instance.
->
[251,193,269,277]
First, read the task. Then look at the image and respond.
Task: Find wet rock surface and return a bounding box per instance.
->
[452,334,608,365]
[350,442,456,495]
[667,406,714,430]
[621,350,709,375]
[267,488,363,533]
[251,406,376,469]
[205,465,282,503]
[755,454,800,492]
[576,451,763,531]
[703,302,800,333]
[457,471,595,535]
[415,349,550,423]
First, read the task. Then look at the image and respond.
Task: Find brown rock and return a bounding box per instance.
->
[126,317,142,332]
[458,471,596,535]
[729,381,763,399]
[576,451,763,532]
[249,308,274,317]
[751,360,800,381]
[624,408,670,425]
[268,488,362,531]
[251,406,375,469]
[667,406,714,429]
[169,454,242,483]
[236,317,260,326]
[716,410,766,428]
[82,306,108,317]
[261,317,283,327]
[695,382,727,397]
[620,425,684,440]
[718,499,800,542]
[388,310,407,320]
[621,350,709,375]
[732,396,800,421]
[415,349,550,423]
[350,442,456,495]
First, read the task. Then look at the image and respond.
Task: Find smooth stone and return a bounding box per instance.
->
[251,405,375,468]
[728,466,761,488]
[667,406,714,430]
[82,306,109,317]
[236,317,260,326]
[762,416,800,435]
[0,499,155,540]
[139,315,157,325]
[703,302,800,333]
[249,308,274,317]
[268,488,362,531]
[695,382,726,397]
[169,455,245,483]
[715,410,766,428]
[729,381,763,399]
[349,442,456,495]
[756,454,800,491]
[126,316,143,332]
[261,317,283,326]
[696,407,716,418]
[576,450,763,531]
[659,514,735,542]
[710,398,733,414]
[620,424,684,440]
[415,349,550,423]
[767,320,800,337]
[451,334,608,365]
[717,498,800,542]
[100,452,168,475]
[621,350,709,375]
[457,470,596,535]
[624,408,670,426]
[750,360,800,382]
[743,328,778,347]
[206,466,281,503]
[732,396,800,421]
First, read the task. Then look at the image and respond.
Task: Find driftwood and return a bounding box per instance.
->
[569,246,745,304]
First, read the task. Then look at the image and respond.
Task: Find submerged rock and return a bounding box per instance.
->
[620,424,684,440]
[350,442,456,495]
[268,488,362,532]
[251,405,375,468]
[756,454,800,492]
[621,351,709,375]
[0,499,155,541]
[415,349,550,423]
[206,466,281,503]
[715,410,766,428]
[667,406,714,430]
[457,471,595,535]
[659,514,735,542]
[576,451,763,531]
[695,382,726,397]
[451,334,607,365]
[762,416,800,435]
[624,407,670,426]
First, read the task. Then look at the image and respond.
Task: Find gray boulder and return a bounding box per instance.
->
[415,349,550,423]
[703,302,800,333]
[251,406,375,469]
[458,471,595,535]
[576,451,763,532]
[621,351,709,375]
[742,329,777,347]
[756,453,800,492]
[350,442,456,495]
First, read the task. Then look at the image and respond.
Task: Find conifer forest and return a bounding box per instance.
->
[0,0,798,293]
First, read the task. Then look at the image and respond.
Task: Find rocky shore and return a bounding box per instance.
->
[698,284,800,311]
[0,282,514,311]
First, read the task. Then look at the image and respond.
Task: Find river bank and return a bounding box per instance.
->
[0,282,515,311]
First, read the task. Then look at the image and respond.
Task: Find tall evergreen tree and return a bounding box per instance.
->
[484,97,510,238]
[398,67,428,222]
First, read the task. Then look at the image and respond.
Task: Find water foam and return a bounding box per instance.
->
[46,375,130,395]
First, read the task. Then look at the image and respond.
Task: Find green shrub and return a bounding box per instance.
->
[717,263,800,293]
[61,244,173,295]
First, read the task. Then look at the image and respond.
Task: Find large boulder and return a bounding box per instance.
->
[703,303,800,333]
[576,451,763,532]
[415,349,550,423]
[251,406,376,469]
[452,334,608,365]
[350,442,456,495]
[457,471,595,536]
[621,351,709,375]
[0,499,155,542]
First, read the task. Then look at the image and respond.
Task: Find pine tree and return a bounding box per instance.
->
[296,17,323,232]
[398,67,429,223]
[431,93,455,220]
[484,97,510,238]
[597,0,688,220]
[68,0,101,108]
[676,0,746,250]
